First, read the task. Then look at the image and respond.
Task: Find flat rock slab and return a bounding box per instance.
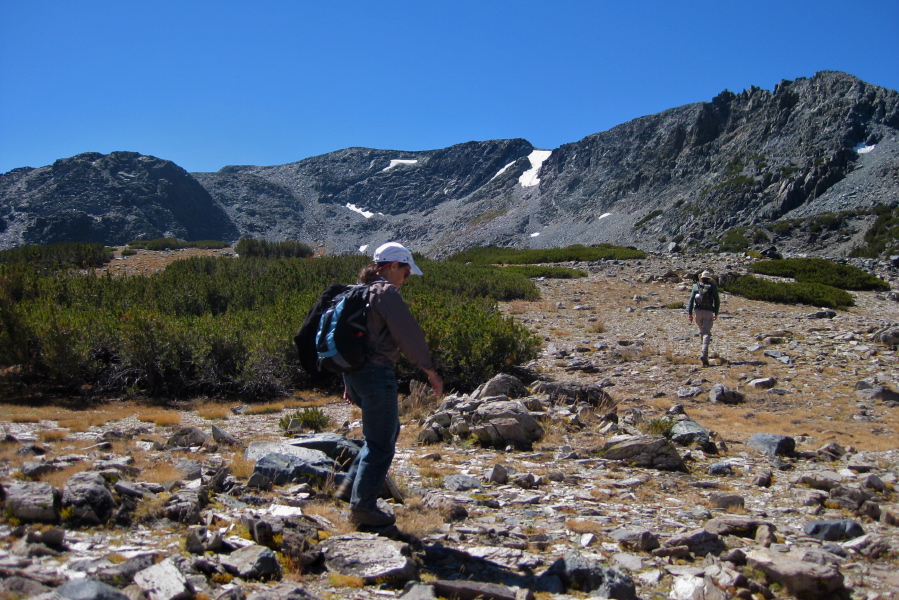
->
[319,532,417,585]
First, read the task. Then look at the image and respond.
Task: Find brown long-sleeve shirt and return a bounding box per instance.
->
[365,278,435,371]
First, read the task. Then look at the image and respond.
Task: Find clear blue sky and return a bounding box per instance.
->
[2,1,897,174]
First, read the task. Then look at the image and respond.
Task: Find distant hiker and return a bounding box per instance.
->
[687,270,720,366]
[337,242,443,527]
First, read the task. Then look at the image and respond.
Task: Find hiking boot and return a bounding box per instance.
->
[334,478,353,503]
[349,502,396,527]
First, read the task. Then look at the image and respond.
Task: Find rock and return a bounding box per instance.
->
[856,385,899,403]
[133,556,193,599]
[609,528,660,552]
[211,424,240,446]
[747,433,795,457]
[57,578,131,600]
[220,544,282,581]
[708,492,744,510]
[668,420,710,447]
[803,519,865,541]
[746,549,845,600]
[164,426,210,449]
[601,435,687,472]
[96,553,159,587]
[246,443,339,487]
[486,463,509,485]
[663,528,726,556]
[319,532,417,586]
[704,515,775,538]
[431,580,533,600]
[529,381,615,408]
[747,377,776,389]
[473,373,528,400]
[544,551,637,599]
[470,400,544,449]
[5,481,61,523]
[284,433,362,469]
[709,383,744,404]
[443,474,482,492]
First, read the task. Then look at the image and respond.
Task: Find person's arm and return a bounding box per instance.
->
[375,287,443,395]
[712,285,721,316]
[687,284,696,322]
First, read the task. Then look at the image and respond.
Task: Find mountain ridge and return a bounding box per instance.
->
[1,70,897,258]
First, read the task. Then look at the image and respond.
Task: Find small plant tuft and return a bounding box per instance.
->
[279,406,331,432]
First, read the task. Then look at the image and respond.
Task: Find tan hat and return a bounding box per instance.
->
[700,270,714,280]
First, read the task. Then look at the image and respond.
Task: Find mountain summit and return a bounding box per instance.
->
[2,71,897,257]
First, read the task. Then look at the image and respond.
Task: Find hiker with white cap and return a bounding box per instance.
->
[687,270,721,367]
[338,242,442,527]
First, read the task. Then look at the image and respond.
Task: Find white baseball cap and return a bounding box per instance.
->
[373,242,423,275]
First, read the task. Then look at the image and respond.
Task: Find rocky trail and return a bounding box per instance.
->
[2,251,899,600]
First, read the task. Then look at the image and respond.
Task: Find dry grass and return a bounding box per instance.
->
[38,428,69,442]
[566,519,605,534]
[141,462,185,484]
[395,498,445,538]
[136,410,181,426]
[328,573,365,588]
[225,452,255,479]
[194,403,232,421]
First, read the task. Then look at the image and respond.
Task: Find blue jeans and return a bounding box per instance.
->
[343,362,399,511]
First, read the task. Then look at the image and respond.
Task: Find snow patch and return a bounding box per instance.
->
[599,212,612,219]
[519,150,552,188]
[490,161,516,181]
[530,232,541,238]
[854,142,876,154]
[359,244,369,253]
[347,203,374,218]
[382,159,418,171]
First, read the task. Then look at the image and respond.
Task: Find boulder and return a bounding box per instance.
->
[747,433,795,457]
[470,400,544,449]
[473,373,528,400]
[5,481,61,524]
[133,557,193,599]
[746,549,845,600]
[543,551,637,600]
[601,435,687,472]
[220,544,282,581]
[709,383,744,404]
[164,427,210,449]
[318,532,417,586]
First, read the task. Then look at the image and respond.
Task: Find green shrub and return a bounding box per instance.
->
[634,210,663,229]
[234,238,313,259]
[719,229,750,252]
[0,253,542,398]
[0,243,113,269]
[126,238,230,251]
[722,275,854,309]
[849,205,899,258]
[500,266,587,279]
[446,244,646,264]
[279,406,330,432]
[750,258,887,291]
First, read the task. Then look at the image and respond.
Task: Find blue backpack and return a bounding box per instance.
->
[295,283,370,379]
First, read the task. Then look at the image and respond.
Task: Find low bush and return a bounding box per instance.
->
[722,275,854,309]
[446,243,645,264]
[750,258,887,291]
[0,253,542,399]
[719,229,750,253]
[849,205,899,258]
[126,238,229,251]
[279,406,330,432]
[498,265,587,279]
[234,238,313,259]
[0,243,113,269]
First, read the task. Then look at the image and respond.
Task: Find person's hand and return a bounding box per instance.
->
[342,386,353,405]
[425,369,444,398]
[712,314,718,321]
[688,314,694,323]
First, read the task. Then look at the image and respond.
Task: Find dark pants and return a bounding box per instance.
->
[342,362,399,511]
